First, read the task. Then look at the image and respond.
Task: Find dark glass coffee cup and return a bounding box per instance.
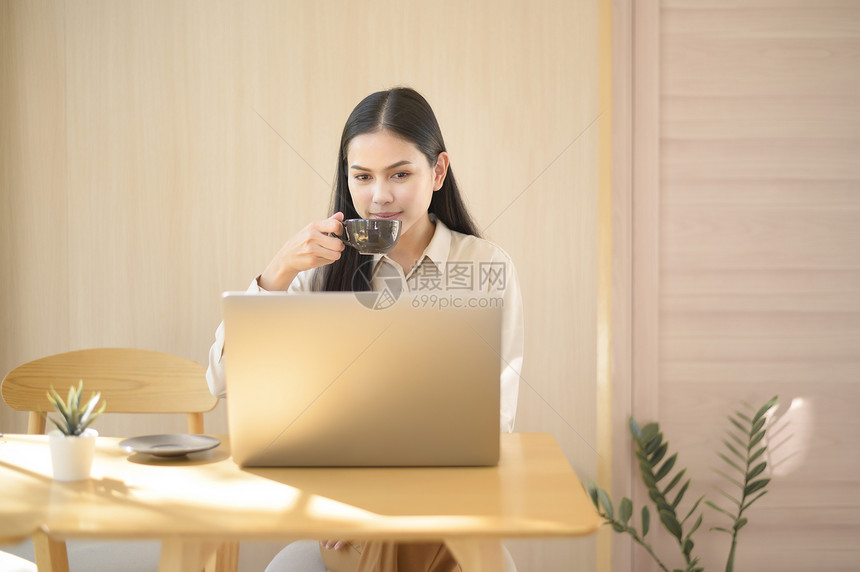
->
[338,218,402,254]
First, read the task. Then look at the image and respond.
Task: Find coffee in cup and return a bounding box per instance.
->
[338,218,402,254]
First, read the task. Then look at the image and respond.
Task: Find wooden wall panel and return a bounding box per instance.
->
[1,1,602,570]
[610,0,635,568]
[626,1,664,568]
[622,0,860,570]
[0,0,69,433]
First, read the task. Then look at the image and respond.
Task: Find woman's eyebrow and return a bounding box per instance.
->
[350,160,413,171]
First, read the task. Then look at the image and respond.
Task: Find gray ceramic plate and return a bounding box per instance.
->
[119,434,221,457]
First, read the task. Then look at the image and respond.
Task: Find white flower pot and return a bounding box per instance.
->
[48,428,98,482]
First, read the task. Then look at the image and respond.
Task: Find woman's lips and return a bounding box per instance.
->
[372,212,401,219]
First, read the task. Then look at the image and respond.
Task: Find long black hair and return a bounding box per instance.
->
[317,87,481,292]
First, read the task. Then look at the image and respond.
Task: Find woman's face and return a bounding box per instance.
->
[346,129,448,239]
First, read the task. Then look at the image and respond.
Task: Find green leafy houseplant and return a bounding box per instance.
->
[43,380,106,436]
[587,396,778,572]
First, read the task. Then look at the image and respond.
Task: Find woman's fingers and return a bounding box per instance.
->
[319,232,346,254]
[318,212,345,236]
[259,213,347,291]
[289,215,347,264]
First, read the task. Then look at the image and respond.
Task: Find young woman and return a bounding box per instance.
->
[206,87,523,572]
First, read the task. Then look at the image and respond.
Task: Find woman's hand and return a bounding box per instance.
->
[259,212,346,291]
[321,539,349,550]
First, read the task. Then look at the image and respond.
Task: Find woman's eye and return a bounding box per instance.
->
[354,174,370,181]
[393,172,410,180]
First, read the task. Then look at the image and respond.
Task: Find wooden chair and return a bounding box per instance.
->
[1,348,236,572]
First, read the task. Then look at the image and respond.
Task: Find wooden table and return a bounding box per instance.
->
[0,432,599,571]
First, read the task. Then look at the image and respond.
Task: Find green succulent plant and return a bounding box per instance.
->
[587,395,778,572]
[43,380,106,436]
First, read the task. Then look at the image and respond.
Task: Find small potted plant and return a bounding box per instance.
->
[44,380,106,481]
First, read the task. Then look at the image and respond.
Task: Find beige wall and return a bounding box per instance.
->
[615,0,860,570]
[0,1,604,570]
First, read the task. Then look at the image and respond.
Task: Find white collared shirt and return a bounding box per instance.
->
[206,218,524,432]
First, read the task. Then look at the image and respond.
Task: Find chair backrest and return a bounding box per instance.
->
[1,348,218,435]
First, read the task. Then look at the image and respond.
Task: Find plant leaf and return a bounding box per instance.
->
[48,386,71,419]
[586,481,599,508]
[742,489,769,511]
[672,480,690,509]
[722,439,745,462]
[748,461,767,481]
[69,383,81,430]
[645,433,664,455]
[715,487,742,508]
[683,495,705,524]
[750,430,766,448]
[749,445,767,464]
[744,478,771,497]
[653,496,672,514]
[80,392,102,423]
[75,381,86,418]
[686,514,703,538]
[663,468,687,496]
[683,538,694,556]
[655,453,678,481]
[717,452,745,475]
[728,431,747,450]
[629,417,642,440]
[736,411,751,424]
[713,468,744,489]
[734,517,748,532]
[710,526,732,534]
[641,505,650,537]
[619,497,633,526]
[597,488,614,520]
[751,416,766,435]
[752,396,778,425]
[640,423,659,446]
[641,467,657,489]
[77,401,106,434]
[650,442,668,465]
[67,384,76,411]
[46,416,68,435]
[728,416,746,435]
[704,500,734,519]
[659,510,683,540]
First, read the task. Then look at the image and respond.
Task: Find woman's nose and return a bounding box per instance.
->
[371,181,394,204]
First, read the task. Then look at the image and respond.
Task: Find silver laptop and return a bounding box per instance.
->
[221,292,501,467]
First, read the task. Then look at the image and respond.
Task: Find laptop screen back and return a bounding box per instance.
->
[221,292,501,467]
